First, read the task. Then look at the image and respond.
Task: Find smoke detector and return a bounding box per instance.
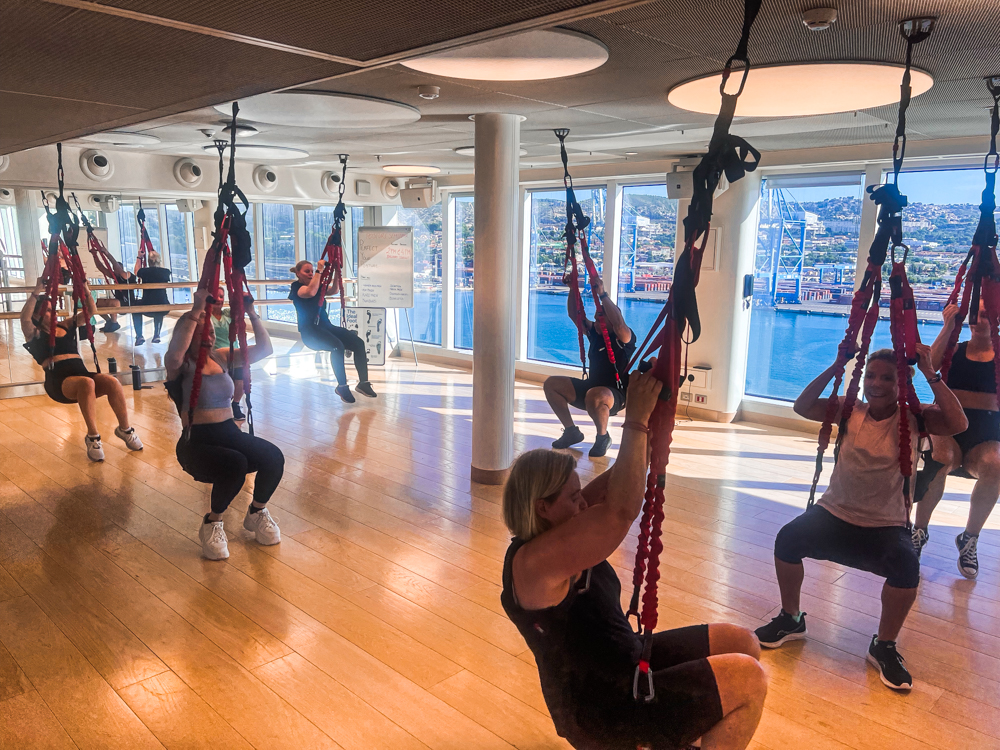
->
[802,8,837,31]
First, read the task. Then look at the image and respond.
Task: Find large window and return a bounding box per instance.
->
[526,186,606,364]
[304,205,360,275]
[0,206,23,285]
[746,175,864,400]
[453,195,475,349]
[391,205,443,345]
[164,205,192,303]
[117,202,161,269]
[260,203,296,323]
[243,204,256,280]
[617,184,677,349]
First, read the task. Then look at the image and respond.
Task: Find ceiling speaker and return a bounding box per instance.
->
[355,179,371,197]
[92,194,119,213]
[173,158,203,188]
[0,188,14,205]
[0,155,9,174]
[380,177,401,200]
[253,165,278,193]
[80,149,114,181]
[175,198,203,213]
[321,170,342,198]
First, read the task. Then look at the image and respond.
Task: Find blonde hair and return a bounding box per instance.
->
[290,260,312,275]
[147,250,162,267]
[502,449,576,541]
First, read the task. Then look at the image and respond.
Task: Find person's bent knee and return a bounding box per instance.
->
[885,550,920,589]
[932,437,962,471]
[974,453,1000,482]
[585,386,613,407]
[712,653,767,711]
[710,623,761,660]
[773,523,806,565]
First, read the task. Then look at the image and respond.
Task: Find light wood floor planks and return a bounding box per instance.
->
[1,356,999,750]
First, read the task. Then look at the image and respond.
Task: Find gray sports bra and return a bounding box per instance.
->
[179,353,235,413]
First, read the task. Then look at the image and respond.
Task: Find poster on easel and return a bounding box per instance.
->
[357,227,413,308]
[342,307,386,366]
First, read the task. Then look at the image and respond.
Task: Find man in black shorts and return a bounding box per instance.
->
[543,277,635,458]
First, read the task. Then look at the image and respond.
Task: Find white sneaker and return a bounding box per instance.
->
[243,507,281,545]
[114,426,143,451]
[85,435,105,462]
[199,519,229,560]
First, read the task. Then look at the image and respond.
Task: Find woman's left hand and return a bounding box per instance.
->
[915,343,937,379]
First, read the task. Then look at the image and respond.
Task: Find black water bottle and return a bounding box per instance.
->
[130,365,142,390]
[107,357,117,374]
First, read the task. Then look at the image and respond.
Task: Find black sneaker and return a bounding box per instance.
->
[552,426,584,449]
[135,337,145,345]
[867,636,912,690]
[355,382,377,398]
[152,336,161,343]
[755,610,807,648]
[335,384,356,404]
[101,321,121,333]
[589,432,613,458]
[911,527,929,560]
[956,532,979,579]
[232,402,245,421]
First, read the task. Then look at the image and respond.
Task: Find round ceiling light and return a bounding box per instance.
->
[80,130,161,147]
[215,92,420,129]
[454,146,528,157]
[667,63,934,117]
[202,143,308,160]
[401,29,608,81]
[382,165,441,175]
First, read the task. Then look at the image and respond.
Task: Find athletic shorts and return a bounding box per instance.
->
[571,625,724,750]
[44,359,96,405]
[569,377,626,417]
[954,408,1000,456]
[774,504,920,589]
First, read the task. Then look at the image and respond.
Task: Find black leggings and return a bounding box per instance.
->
[301,323,368,386]
[132,312,166,338]
[176,420,284,514]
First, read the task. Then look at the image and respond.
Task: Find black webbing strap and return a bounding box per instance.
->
[973,76,1000,252]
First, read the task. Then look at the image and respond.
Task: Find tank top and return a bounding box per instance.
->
[178,353,235,413]
[500,538,640,746]
[137,266,171,305]
[946,341,997,394]
[23,323,80,365]
[819,402,918,528]
[587,324,636,391]
[289,281,329,333]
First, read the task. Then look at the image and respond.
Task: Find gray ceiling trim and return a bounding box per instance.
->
[39,0,656,68]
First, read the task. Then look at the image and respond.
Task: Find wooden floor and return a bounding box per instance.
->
[1,357,999,750]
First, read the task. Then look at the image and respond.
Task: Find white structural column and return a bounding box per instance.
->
[14,188,43,281]
[471,113,521,485]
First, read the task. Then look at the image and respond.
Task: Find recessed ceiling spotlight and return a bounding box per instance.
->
[382,165,441,175]
[625,151,639,155]
[802,8,837,31]
[402,29,608,81]
[221,121,260,138]
[668,63,933,117]
[202,143,308,160]
[454,146,528,157]
[80,131,161,147]
[417,86,441,100]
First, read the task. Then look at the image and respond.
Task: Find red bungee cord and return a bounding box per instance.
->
[135,200,154,269]
[626,0,762,703]
[554,129,621,387]
[316,154,349,323]
[806,18,935,519]
[71,193,118,285]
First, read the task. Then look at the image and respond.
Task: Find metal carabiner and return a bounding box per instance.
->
[632,662,655,703]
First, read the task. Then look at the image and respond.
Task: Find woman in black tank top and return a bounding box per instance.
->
[19,276,144,462]
[501,367,766,750]
[914,301,1000,579]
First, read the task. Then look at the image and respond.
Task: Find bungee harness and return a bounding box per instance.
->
[806,18,935,525]
[555,129,620,387]
[71,193,118,285]
[315,154,349,323]
[626,0,762,703]
[914,75,1000,499]
[185,103,255,435]
[38,144,100,371]
[135,199,154,269]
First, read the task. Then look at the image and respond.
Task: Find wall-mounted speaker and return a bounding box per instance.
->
[89,194,119,213]
[253,165,278,193]
[0,188,14,205]
[321,170,341,198]
[80,149,114,181]
[173,157,203,188]
[380,177,401,200]
[175,198,203,213]
[0,155,9,174]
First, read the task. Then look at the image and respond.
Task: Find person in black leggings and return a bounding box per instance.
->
[133,250,171,344]
[288,260,376,404]
[165,288,283,560]
[501,367,766,750]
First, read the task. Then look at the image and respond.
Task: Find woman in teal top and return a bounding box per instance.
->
[210,287,245,420]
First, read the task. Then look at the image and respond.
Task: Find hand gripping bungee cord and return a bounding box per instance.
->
[913,75,1000,499]
[71,193,118,284]
[626,0,762,703]
[554,129,620,387]
[316,154,349,323]
[37,144,100,371]
[806,18,935,525]
[185,103,255,435]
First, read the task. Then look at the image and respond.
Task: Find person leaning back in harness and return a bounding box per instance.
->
[543,276,635,458]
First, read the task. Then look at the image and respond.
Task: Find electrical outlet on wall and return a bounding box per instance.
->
[680,392,691,401]
[695,394,707,404]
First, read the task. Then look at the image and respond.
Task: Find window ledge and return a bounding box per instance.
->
[738,395,819,435]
